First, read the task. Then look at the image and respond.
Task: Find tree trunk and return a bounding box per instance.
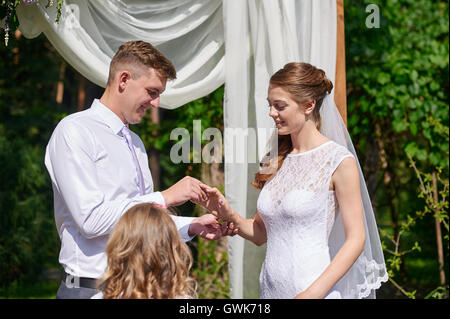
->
[149,107,160,190]
[364,138,380,209]
[433,172,446,292]
[375,122,407,279]
[210,162,224,188]
[375,123,399,236]
[12,30,21,64]
[77,75,86,111]
[335,0,347,125]
[56,62,66,104]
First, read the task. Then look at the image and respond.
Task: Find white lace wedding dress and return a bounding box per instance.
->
[257,140,354,299]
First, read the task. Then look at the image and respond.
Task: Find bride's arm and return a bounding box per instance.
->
[203,186,267,246]
[295,157,366,299]
[231,210,267,246]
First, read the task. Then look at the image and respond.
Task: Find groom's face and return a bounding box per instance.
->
[120,67,166,124]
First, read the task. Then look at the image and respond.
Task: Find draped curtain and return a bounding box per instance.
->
[16,0,337,298]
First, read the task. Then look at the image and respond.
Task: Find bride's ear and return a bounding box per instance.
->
[304,100,316,115]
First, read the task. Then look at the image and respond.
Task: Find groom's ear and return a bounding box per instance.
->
[118,70,132,92]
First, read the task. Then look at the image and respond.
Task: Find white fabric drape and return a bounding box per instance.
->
[223,0,337,298]
[16,0,337,298]
[16,0,225,109]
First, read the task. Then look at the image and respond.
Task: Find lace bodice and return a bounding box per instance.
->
[257,141,354,299]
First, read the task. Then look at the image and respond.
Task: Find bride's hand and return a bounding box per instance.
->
[194,184,221,212]
[199,185,235,222]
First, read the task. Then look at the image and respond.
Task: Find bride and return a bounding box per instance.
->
[202,62,388,299]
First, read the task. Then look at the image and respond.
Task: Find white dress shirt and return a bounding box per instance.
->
[45,99,195,279]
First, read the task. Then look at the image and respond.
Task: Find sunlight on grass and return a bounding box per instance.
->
[0,280,59,299]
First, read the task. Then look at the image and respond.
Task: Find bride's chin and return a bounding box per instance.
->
[277,129,290,136]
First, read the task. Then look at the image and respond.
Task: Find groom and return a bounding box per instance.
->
[45,40,234,299]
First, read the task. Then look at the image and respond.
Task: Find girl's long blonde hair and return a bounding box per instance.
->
[98,203,197,299]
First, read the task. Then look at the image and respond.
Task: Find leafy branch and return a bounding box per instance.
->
[1,0,63,46]
[381,151,449,299]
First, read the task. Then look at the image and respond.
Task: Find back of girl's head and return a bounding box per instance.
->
[100,203,196,298]
[252,62,333,189]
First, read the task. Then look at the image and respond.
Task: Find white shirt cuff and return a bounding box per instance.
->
[139,191,166,206]
[170,216,196,242]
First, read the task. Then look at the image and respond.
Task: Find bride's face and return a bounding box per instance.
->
[267,84,307,136]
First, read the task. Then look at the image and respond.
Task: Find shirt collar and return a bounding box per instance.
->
[91,99,126,135]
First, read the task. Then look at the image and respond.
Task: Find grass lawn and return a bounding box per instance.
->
[0,280,59,299]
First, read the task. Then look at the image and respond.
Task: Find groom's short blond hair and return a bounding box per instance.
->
[107,40,176,86]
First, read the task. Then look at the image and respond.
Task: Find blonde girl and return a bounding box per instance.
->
[96,203,197,299]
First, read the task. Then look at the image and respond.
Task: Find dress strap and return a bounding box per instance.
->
[327,144,356,190]
[331,152,355,176]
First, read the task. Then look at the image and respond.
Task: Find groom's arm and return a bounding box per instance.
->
[45,119,179,239]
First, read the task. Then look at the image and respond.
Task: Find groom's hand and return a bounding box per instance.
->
[222,220,239,237]
[190,185,238,238]
[161,176,208,207]
[188,214,238,240]
[188,213,222,240]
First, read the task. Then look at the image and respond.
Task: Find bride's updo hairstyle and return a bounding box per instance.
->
[252,62,333,189]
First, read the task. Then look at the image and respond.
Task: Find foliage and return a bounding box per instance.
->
[190,201,229,299]
[380,155,449,298]
[0,278,59,298]
[0,32,63,287]
[191,234,229,299]
[345,0,449,298]
[1,0,64,46]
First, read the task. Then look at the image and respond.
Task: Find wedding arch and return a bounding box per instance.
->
[16,0,346,298]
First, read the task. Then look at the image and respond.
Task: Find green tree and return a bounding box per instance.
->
[0,32,64,287]
[345,0,449,298]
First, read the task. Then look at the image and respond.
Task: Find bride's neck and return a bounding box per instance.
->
[290,121,325,153]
